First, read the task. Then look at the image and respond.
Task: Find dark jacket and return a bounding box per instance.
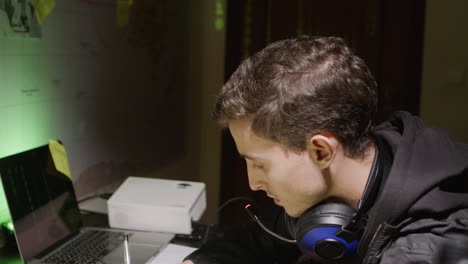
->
[361,111,468,263]
[185,112,468,263]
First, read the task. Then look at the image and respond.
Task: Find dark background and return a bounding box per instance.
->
[219,0,426,225]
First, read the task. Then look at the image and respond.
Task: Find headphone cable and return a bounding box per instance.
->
[245,204,296,244]
[201,197,296,245]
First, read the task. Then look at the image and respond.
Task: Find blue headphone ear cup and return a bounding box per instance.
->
[294,203,358,260]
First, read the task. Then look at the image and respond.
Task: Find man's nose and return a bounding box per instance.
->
[247,169,264,191]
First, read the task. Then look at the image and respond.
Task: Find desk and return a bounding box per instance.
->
[0,211,204,263]
[80,211,207,248]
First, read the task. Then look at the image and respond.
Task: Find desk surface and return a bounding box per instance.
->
[81,211,208,248]
[0,211,204,263]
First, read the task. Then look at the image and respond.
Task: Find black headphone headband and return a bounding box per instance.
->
[342,144,382,234]
[357,145,381,213]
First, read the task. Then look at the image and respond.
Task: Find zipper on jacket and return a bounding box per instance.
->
[362,223,383,264]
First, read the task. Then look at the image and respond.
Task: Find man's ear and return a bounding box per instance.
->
[307,133,339,169]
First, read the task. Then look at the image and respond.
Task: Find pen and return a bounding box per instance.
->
[124,233,131,264]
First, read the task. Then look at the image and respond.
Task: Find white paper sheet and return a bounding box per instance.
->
[147,243,197,264]
[78,197,108,214]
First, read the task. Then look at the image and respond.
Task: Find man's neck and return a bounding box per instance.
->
[329,143,377,209]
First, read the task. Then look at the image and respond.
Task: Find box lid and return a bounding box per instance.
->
[108,177,205,211]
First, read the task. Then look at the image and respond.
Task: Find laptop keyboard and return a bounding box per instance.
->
[42,230,126,264]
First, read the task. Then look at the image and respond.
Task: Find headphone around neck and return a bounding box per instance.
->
[283,145,382,262]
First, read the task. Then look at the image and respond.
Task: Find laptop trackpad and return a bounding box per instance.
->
[102,243,161,264]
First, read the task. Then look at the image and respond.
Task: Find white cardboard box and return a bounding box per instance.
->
[107,177,206,234]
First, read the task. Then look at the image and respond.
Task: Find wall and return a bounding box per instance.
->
[0,0,189,185]
[0,0,224,223]
[420,0,468,141]
[195,0,225,223]
[152,0,225,222]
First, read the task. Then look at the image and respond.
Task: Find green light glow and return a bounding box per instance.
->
[0,55,53,159]
[214,0,225,31]
[3,258,22,264]
[215,18,224,31]
[0,176,12,229]
[5,221,14,232]
[0,48,54,233]
[215,1,224,16]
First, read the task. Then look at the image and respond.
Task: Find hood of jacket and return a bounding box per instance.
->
[375,111,468,222]
[358,111,468,256]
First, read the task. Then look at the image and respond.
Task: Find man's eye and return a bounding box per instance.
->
[253,163,264,169]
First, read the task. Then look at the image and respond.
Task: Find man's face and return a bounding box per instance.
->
[229,119,330,217]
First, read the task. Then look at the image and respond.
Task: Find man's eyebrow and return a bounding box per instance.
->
[239,153,262,160]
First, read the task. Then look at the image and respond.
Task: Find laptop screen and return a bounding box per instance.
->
[0,144,82,262]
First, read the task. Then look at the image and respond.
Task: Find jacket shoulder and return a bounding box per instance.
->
[377,208,468,264]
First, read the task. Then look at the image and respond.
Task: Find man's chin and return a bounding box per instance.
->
[285,204,320,218]
[284,208,303,218]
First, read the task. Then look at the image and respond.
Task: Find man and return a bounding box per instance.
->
[183,36,468,263]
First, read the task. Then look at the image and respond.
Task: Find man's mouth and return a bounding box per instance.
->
[273,198,281,205]
[266,193,281,205]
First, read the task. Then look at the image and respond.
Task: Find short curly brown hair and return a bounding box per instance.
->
[213,36,378,158]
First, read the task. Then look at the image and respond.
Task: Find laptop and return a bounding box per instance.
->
[0,143,174,264]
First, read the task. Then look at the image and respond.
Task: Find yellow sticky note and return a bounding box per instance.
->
[48,140,72,180]
[33,0,56,25]
[117,0,133,27]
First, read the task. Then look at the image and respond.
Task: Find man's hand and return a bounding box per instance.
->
[181,260,194,264]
